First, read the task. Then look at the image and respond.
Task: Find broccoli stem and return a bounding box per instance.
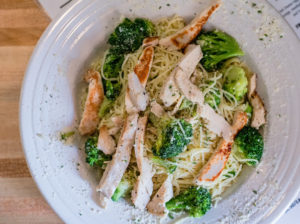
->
[111,179,132,202]
[98,97,114,118]
[111,169,136,201]
[60,131,75,141]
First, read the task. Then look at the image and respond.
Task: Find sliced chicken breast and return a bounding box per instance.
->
[79,69,104,135]
[175,68,232,140]
[159,0,222,50]
[147,175,173,216]
[99,192,109,208]
[143,36,159,48]
[159,67,182,107]
[97,125,116,155]
[131,116,154,209]
[178,44,203,75]
[248,74,266,129]
[150,100,165,117]
[127,72,149,111]
[195,111,248,185]
[134,116,148,171]
[125,46,154,113]
[108,116,124,135]
[201,104,232,141]
[160,45,202,107]
[132,158,154,209]
[175,68,205,103]
[133,46,155,84]
[171,95,184,115]
[97,113,138,200]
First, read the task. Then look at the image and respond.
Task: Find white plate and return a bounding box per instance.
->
[20,0,300,223]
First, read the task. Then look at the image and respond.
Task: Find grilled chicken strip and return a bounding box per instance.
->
[131,116,154,209]
[134,116,148,171]
[160,44,203,107]
[150,100,165,117]
[143,36,159,48]
[175,68,232,140]
[127,72,149,111]
[132,159,154,209]
[79,69,104,135]
[159,0,222,50]
[97,125,116,155]
[248,74,266,129]
[97,113,138,203]
[195,111,248,185]
[125,46,154,113]
[108,116,124,135]
[147,175,173,216]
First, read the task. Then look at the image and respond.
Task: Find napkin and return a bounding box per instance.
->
[267,0,300,39]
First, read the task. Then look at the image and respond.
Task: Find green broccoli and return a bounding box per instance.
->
[134,18,155,37]
[98,97,114,118]
[103,79,122,100]
[234,126,264,166]
[152,118,193,159]
[102,18,155,100]
[85,136,111,168]
[244,102,253,123]
[151,156,177,174]
[166,186,212,217]
[60,131,75,141]
[108,18,155,55]
[196,30,244,71]
[103,51,124,79]
[101,51,124,100]
[111,169,135,202]
[223,65,248,101]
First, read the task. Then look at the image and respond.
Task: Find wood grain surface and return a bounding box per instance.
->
[0,0,63,223]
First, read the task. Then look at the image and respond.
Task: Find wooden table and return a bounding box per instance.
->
[0,1,62,223]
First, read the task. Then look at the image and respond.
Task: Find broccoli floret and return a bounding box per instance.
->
[103,79,122,100]
[108,18,155,55]
[98,97,114,118]
[151,156,177,174]
[134,18,155,37]
[234,126,264,166]
[196,30,244,71]
[101,51,124,100]
[103,51,124,79]
[152,118,193,159]
[103,18,154,99]
[85,136,111,168]
[166,186,212,217]
[223,65,248,101]
[111,169,135,201]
